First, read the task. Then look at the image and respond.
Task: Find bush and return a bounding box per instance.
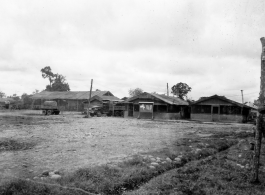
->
[0,139,35,152]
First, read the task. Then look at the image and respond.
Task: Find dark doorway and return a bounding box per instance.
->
[212,106,219,121]
[213,106,219,114]
[128,104,133,117]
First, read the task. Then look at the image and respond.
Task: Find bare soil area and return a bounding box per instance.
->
[0,110,253,183]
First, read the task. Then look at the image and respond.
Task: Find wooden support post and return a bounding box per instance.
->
[251,37,265,183]
[87,79,93,118]
[31,99,35,110]
[252,114,263,183]
[152,103,154,120]
[112,101,114,117]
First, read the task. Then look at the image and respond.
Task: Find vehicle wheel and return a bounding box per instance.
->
[120,111,124,117]
[42,110,47,115]
[107,111,112,116]
[97,112,102,117]
[114,111,120,117]
[47,110,52,115]
[55,111,60,115]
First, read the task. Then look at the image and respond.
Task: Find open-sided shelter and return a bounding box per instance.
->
[190,95,253,123]
[124,92,189,120]
[31,91,120,111]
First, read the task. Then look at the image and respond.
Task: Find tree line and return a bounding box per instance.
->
[1,64,193,109]
[0,66,71,108]
[128,82,192,100]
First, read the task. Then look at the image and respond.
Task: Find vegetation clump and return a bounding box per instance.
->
[0,139,35,152]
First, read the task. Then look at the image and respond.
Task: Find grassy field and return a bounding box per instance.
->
[1,111,264,194]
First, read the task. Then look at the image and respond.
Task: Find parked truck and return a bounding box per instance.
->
[41,101,60,115]
[105,101,125,116]
[84,101,125,117]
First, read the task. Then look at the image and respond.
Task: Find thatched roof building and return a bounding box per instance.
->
[31,91,120,111]
[124,92,189,120]
[190,95,254,123]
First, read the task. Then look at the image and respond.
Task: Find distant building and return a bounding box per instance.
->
[0,97,15,109]
[31,91,120,111]
[190,95,254,123]
[124,92,189,120]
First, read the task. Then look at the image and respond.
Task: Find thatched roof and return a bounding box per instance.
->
[83,95,121,103]
[0,97,16,103]
[126,92,189,105]
[31,91,119,100]
[191,95,254,109]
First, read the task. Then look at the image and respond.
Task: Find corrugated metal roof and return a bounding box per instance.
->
[126,92,189,105]
[31,91,117,100]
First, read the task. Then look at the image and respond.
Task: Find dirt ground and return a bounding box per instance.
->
[0,110,253,182]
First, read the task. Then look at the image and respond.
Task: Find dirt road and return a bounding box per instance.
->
[0,110,253,181]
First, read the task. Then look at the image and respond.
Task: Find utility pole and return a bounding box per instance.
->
[241,90,244,104]
[252,37,265,183]
[87,79,93,118]
[167,83,169,96]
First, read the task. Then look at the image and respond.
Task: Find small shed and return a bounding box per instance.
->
[190,95,253,123]
[124,92,189,120]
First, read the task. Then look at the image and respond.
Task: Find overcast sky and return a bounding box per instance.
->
[0,0,264,103]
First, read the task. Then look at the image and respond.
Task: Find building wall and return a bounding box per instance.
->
[67,100,79,111]
[34,98,104,111]
[191,113,243,122]
[124,111,129,117]
[219,114,243,122]
[154,112,181,120]
[138,112,153,119]
[133,111,139,118]
[191,114,212,122]
[127,111,182,120]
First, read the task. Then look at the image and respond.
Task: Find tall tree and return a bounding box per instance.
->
[50,74,70,91]
[129,88,144,97]
[0,91,5,98]
[171,82,192,100]
[32,89,39,94]
[11,94,20,101]
[41,66,55,87]
[41,67,70,91]
[7,94,20,101]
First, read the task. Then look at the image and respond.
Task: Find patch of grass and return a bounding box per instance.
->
[0,130,253,195]
[125,146,265,195]
[210,131,253,139]
[55,136,241,194]
[0,179,86,195]
[0,139,35,152]
[59,157,156,194]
